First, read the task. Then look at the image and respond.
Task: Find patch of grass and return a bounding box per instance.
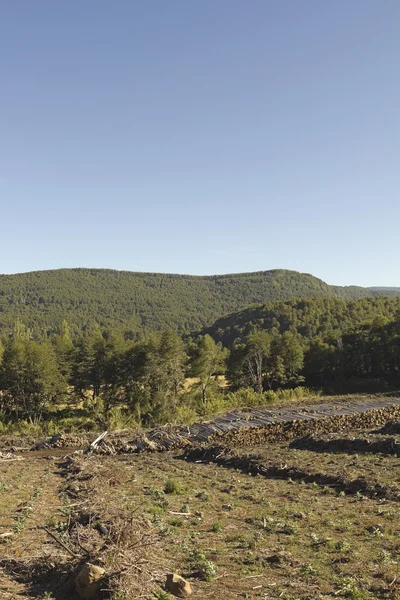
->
[164,478,183,495]
[168,518,184,528]
[188,549,217,581]
[211,520,223,533]
[152,591,172,600]
[335,540,351,552]
[336,577,373,599]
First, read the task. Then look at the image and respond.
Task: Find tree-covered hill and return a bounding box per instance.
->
[202,296,400,348]
[368,287,400,292]
[0,268,398,338]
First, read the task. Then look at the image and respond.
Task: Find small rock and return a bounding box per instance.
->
[97,523,109,536]
[165,573,192,597]
[75,563,105,599]
[143,518,152,528]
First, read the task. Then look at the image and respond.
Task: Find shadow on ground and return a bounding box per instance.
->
[1,558,82,599]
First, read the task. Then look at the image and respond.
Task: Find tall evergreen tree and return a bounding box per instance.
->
[0,338,67,421]
[191,334,228,403]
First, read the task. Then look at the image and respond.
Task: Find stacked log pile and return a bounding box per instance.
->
[90,429,194,454]
[27,398,400,455]
[215,401,400,448]
[117,397,400,453]
[31,433,63,450]
[30,433,87,451]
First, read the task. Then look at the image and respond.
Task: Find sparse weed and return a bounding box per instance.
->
[376,549,392,565]
[148,487,165,498]
[336,577,372,599]
[300,562,318,578]
[188,549,217,581]
[335,540,351,552]
[169,518,184,527]
[152,590,172,600]
[164,478,182,495]
[112,594,131,600]
[211,520,223,533]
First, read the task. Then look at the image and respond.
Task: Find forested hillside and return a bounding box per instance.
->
[202,296,400,347]
[0,268,398,338]
[1,295,399,430]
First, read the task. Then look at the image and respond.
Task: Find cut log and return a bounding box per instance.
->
[85,431,108,453]
[0,452,24,461]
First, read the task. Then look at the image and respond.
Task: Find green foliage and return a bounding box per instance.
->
[212,296,400,392]
[143,331,188,423]
[172,405,199,425]
[0,288,399,428]
[336,577,372,599]
[188,550,216,581]
[152,591,172,600]
[211,520,223,533]
[236,330,272,393]
[0,268,397,339]
[190,334,228,403]
[271,332,304,386]
[0,337,67,421]
[205,296,400,348]
[107,406,139,431]
[164,478,183,495]
[228,330,305,391]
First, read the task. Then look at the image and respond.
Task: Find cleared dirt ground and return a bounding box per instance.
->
[1,429,400,600]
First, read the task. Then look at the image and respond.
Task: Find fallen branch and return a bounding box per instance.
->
[169,511,191,516]
[85,431,108,453]
[0,452,24,461]
[40,524,80,559]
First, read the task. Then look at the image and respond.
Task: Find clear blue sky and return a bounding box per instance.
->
[1,1,399,286]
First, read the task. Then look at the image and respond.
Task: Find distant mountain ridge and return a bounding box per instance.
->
[0,268,398,337]
[368,287,400,292]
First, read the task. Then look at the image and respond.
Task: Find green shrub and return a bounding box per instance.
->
[164,478,182,495]
[188,550,217,582]
[152,590,172,600]
[107,406,139,431]
[211,520,223,533]
[172,405,199,425]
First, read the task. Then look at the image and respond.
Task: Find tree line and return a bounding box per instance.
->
[204,296,400,347]
[0,301,399,428]
[0,322,230,426]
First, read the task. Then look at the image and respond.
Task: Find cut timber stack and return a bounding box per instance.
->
[121,397,400,453]
[216,400,400,448]
[30,433,87,451]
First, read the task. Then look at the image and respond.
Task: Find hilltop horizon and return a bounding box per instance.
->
[0,267,399,339]
[0,266,398,290]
